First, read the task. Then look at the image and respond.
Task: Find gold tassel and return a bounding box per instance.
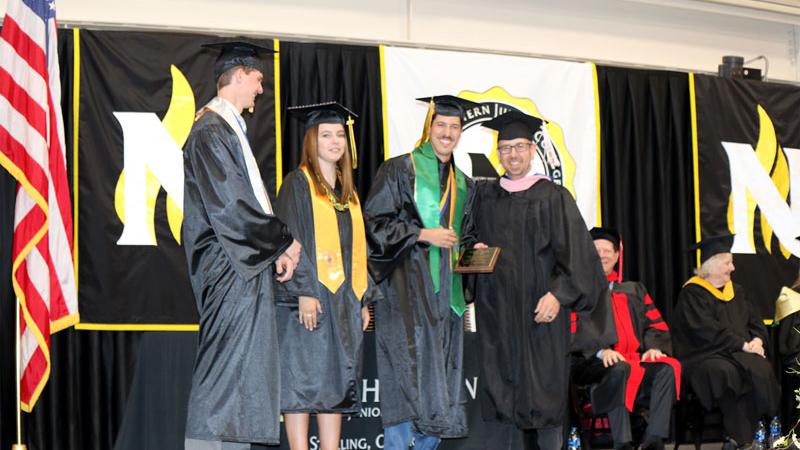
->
[347,115,358,169]
[414,98,435,148]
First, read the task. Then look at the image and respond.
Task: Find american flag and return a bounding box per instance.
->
[0,0,78,412]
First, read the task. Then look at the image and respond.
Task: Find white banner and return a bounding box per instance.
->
[381,46,600,227]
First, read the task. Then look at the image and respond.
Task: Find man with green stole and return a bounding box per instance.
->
[364,95,478,450]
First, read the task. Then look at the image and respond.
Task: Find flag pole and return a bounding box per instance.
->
[13,296,27,450]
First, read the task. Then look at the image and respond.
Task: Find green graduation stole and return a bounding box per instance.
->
[410,142,467,316]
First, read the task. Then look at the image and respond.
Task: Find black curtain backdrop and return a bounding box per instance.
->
[278,41,384,198]
[596,66,696,322]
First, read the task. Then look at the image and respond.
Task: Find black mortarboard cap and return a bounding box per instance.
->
[416,95,480,120]
[689,233,735,263]
[482,111,546,141]
[287,101,360,168]
[414,95,480,147]
[202,40,276,81]
[590,227,621,249]
[287,101,358,129]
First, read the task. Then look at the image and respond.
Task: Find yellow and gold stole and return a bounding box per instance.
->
[775,286,800,322]
[684,276,734,301]
[301,166,367,299]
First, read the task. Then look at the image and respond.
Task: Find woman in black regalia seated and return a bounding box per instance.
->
[672,234,780,450]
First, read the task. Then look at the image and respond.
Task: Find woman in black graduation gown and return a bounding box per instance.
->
[672,234,780,450]
[274,102,378,450]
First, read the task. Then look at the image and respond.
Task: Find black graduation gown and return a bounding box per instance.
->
[460,179,607,429]
[778,287,800,365]
[779,311,800,364]
[364,154,470,438]
[273,169,380,413]
[182,111,293,444]
[573,280,676,414]
[672,282,780,415]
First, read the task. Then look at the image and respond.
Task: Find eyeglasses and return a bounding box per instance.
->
[497,142,533,155]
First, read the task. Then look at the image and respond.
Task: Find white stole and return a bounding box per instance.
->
[204,97,273,214]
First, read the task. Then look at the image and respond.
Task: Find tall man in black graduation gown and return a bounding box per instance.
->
[182,42,302,450]
[461,111,607,449]
[672,235,780,450]
[572,228,679,450]
[364,95,477,450]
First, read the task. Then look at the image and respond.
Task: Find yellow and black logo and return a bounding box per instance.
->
[457,86,578,197]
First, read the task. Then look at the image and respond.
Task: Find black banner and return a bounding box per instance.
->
[75,30,278,327]
[693,74,800,318]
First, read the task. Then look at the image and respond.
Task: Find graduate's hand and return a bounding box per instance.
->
[285,239,302,265]
[534,292,560,323]
[742,340,762,356]
[600,349,626,368]
[744,338,765,357]
[361,305,371,331]
[473,242,488,249]
[641,348,665,361]
[299,296,322,331]
[418,228,458,248]
[275,254,296,282]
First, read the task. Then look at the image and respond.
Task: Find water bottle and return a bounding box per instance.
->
[753,420,766,450]
[768,416,781,447]
[568,426,582,450]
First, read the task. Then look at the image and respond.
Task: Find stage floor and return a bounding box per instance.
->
[591,444,726,449]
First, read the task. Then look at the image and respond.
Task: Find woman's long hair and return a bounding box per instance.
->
[301,124,355,204]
